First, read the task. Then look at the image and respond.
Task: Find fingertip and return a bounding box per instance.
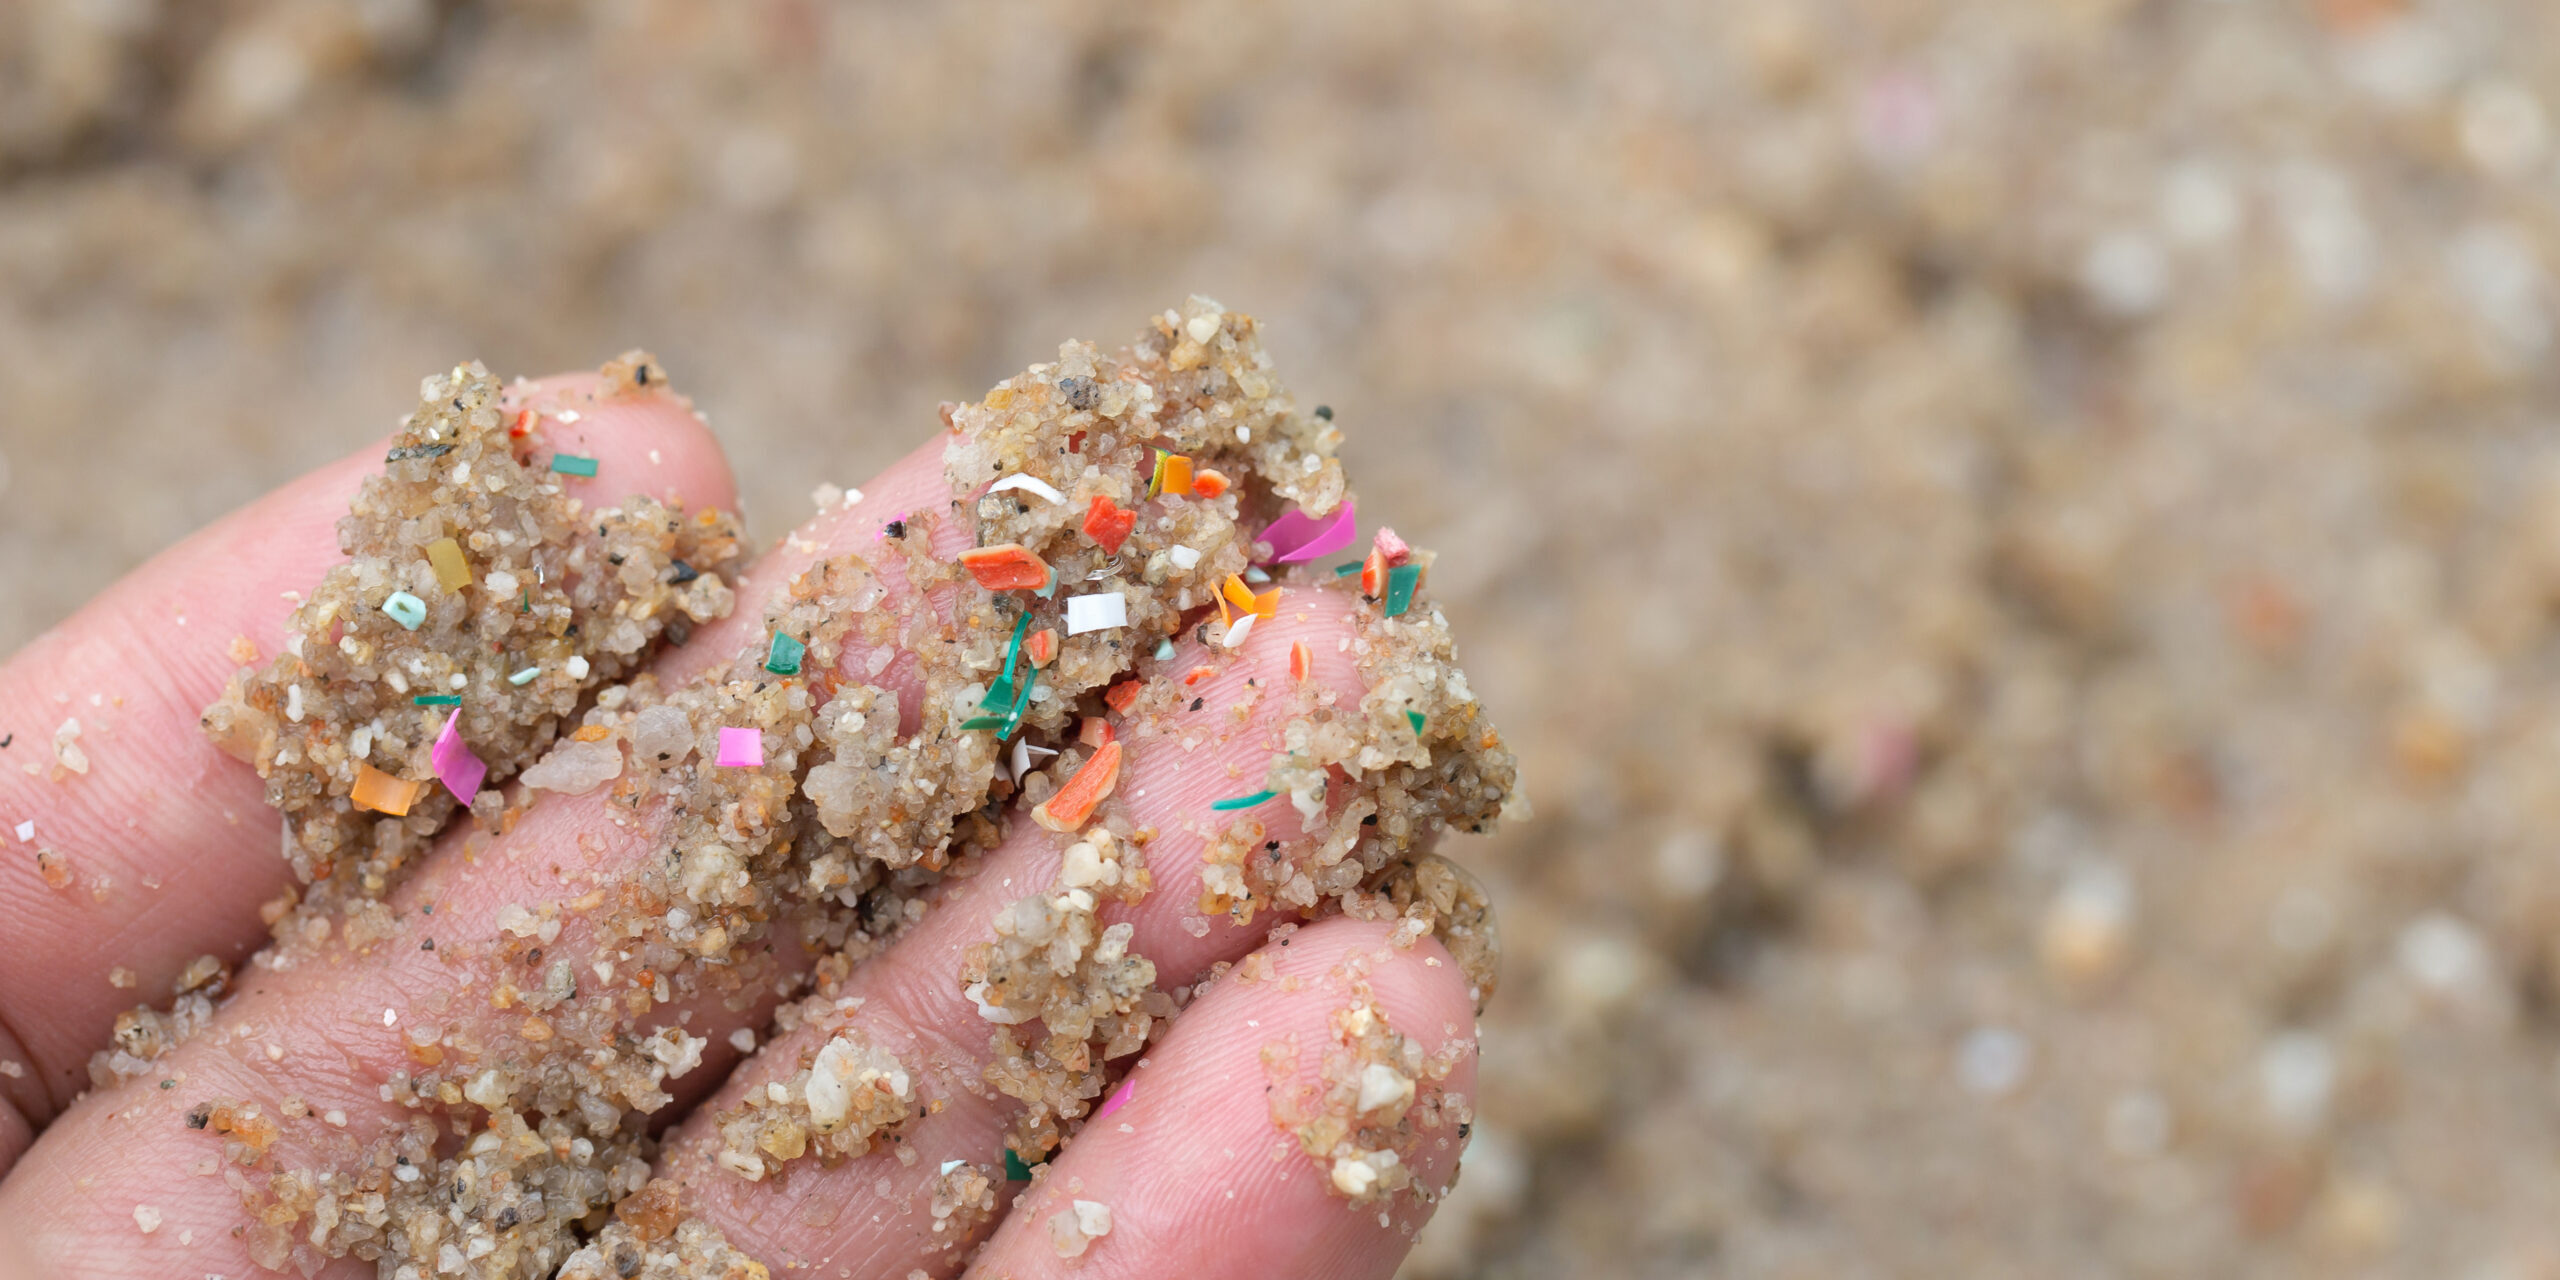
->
[504,372,740,517]
[971,916,1479,1280]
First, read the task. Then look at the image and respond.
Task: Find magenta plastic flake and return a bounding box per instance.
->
[716,727,765,768]
[432,710,486,805]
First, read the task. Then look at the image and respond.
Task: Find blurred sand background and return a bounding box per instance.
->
[12,0,2560,1275]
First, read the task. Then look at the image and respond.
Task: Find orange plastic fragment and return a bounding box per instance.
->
[1104,678,1142,713]
[572,724,612,742]
[1159,454,1195,497]
[959,543,1051,591]
[1079,717,1115,749]
[1222,575,1259,617]
[1182,665,1218,687]
[1360,548,1387,598]
[1033,740,1122,832]
[1193,468,1231,498]
[1083,496,1136,553]
[352,764,424,817]
[1026,628,1059,669]
[1290,641,1313,683]
[510,408,535,438]
[1252,587,1280,619]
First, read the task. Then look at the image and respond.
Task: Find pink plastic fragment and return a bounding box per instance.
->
[1094,1076,1135,1122]
[716,727,764,768]
[1256,498,1357,564]
[432,710,486,805]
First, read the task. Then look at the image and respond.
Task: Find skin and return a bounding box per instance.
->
[0,375,1479,1280]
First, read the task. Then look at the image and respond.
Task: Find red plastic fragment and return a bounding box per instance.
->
[1083,495,1137,554]
[960,543,1051,591]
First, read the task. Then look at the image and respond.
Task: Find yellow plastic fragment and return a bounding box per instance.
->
[426,538,472,591]
[352,764,424,816]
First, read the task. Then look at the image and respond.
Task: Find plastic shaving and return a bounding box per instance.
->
[716,728,764,768]
[1066,592,1128,636]
[431,710,486,805]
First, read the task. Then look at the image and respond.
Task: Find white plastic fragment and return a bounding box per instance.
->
[1066,592,1128,635]
[988,473,1066,504]
[1223,614,1257,650]
[1168,544,1202,571]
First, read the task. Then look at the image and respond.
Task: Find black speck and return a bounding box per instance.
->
[159,1078,175,1089]
[1362,814,1378,825]
[1190,698,1204,712]
[185,1103,211,1129]
[0,734,12,750]
[495,1207,519,1230]
[1265,840,1279,850]
[886,519,907,539]
[1458,1122,1472,1141]
[667,559,700,584]
[421,904,433,914]
[421,938,435,951]
[607,553,626,566]
[635,364,651,386]
[1314,405,1333,420]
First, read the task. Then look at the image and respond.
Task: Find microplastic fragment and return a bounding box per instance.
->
[431,711,486,805]
[413,695,461,706]
[1224,614,1258,650]
[1258,499,1358,564]
[941,1159,968,1176]
[549,453,599,478]
[1407,710,1427,734]
[989,473,1065,504]
[507,666,541,686]
[1004,1149,1034,1181]
[1385,563,1421,617]
[1066,592,1128,635]
[1212,790,1279,811]
[1153,638,1176,660]
[716,728,764,768]
[1168,544,1203,571]
[1094,1076,1136,1121]
[766,632,806,676]
[425,538,472,591]
[381,591,427,631]
[351,763,423,816]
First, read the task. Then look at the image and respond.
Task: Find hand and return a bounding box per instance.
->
[0,372,1477,1279]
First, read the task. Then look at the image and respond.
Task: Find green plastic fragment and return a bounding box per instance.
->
[1148,448,1169,497]
[1003,1148,1034,1182]
[1384,563,1421,617]
[963,662,1039,737]
[508,666,541,686]
[549,453,599,478]
[381,591,428,631]
[1154,638,1176,661]
[978,614,1034,712]
[1407,710,1426,734]
[1335,561,1363,577]
[413,695,461,706]
[766,631,806,676]
[1212,790,1280,811]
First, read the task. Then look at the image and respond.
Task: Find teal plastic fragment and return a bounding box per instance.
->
[1211,790,1280,811]
[766,631,806,676]
[382,591,428,631]
[1154,637,1176,661]
[1406,709,1426,734]
[1384,563,1420,617]
[413,695,461,706]
[1334,561,1362,577]
[1003,1148,1034,1181]
[549,453,599,478]
[507,666,541,686]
